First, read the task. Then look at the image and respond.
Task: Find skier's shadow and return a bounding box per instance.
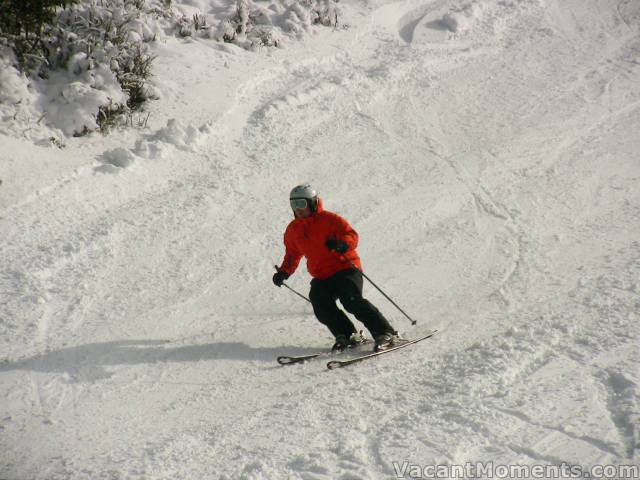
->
[0,340,321,382]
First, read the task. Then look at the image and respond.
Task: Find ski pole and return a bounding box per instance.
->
[274,265,311,303]
[284,283,311,304]
[347,260,417,326]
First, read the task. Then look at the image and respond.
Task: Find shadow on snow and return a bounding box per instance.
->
[0,340,321,381]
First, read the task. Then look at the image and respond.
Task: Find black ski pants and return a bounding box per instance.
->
[309,268,395,339]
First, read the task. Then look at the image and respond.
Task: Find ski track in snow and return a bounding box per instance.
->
[1,0,640,478]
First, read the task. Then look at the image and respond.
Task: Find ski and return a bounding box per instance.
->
[277,352,323,365]
[277,339,373,366]
[326,330,438,370]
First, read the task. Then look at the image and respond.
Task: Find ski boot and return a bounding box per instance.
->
[374,332,400,352]
[332,331,367,352]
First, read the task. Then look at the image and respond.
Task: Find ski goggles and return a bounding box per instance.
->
[290,198,309,210]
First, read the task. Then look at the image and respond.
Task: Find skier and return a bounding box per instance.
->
[273,184,399,352]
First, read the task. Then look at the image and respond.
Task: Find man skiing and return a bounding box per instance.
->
[273,184,399,352]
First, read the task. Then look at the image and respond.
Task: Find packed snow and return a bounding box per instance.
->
[1,0,639,479]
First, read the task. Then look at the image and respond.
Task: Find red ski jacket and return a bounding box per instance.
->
[278,199,362,280]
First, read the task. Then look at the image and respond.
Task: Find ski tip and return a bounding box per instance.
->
[326,361,342,370]
[277,356,295,365]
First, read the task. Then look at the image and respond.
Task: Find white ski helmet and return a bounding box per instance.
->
[289,183,318,212]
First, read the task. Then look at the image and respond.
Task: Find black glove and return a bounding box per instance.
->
[326,238,348,254]
[272,269,290,287]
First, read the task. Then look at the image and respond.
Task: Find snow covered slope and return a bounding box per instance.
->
[1,0,639,478]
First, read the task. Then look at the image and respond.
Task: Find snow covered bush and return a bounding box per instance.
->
[0,0,77,70]
[39,1,158,134]
[309,0,340,27]
[218,0,262,46]
[0,45,41,139]
[0,0,160,138]
[0,47,31,106]
[217,0,340,49]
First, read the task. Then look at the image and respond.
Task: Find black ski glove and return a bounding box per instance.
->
[272,269,290,287]
[326,238,348,254]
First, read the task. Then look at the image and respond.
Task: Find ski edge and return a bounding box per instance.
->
[326,330,438,370]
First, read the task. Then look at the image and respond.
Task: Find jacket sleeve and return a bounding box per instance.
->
[332,214,359,252]
[278,225,303,275]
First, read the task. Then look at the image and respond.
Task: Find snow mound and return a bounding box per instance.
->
[0,49,30,106]
[99,148,137,172]
[41,63,127,137]
[438,0,536,36]
[441,3,489,33]
[214,0,340,48]
[95,119,212,172]
[0,47,56,142]
[133,119,212,159]
[0,53,126,140]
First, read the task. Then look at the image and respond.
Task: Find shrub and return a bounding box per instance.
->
[219,0,339,49]
[45,1,156,104]
[310,0,339,27]
[0,0,158,136]
[0,0,77,70]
